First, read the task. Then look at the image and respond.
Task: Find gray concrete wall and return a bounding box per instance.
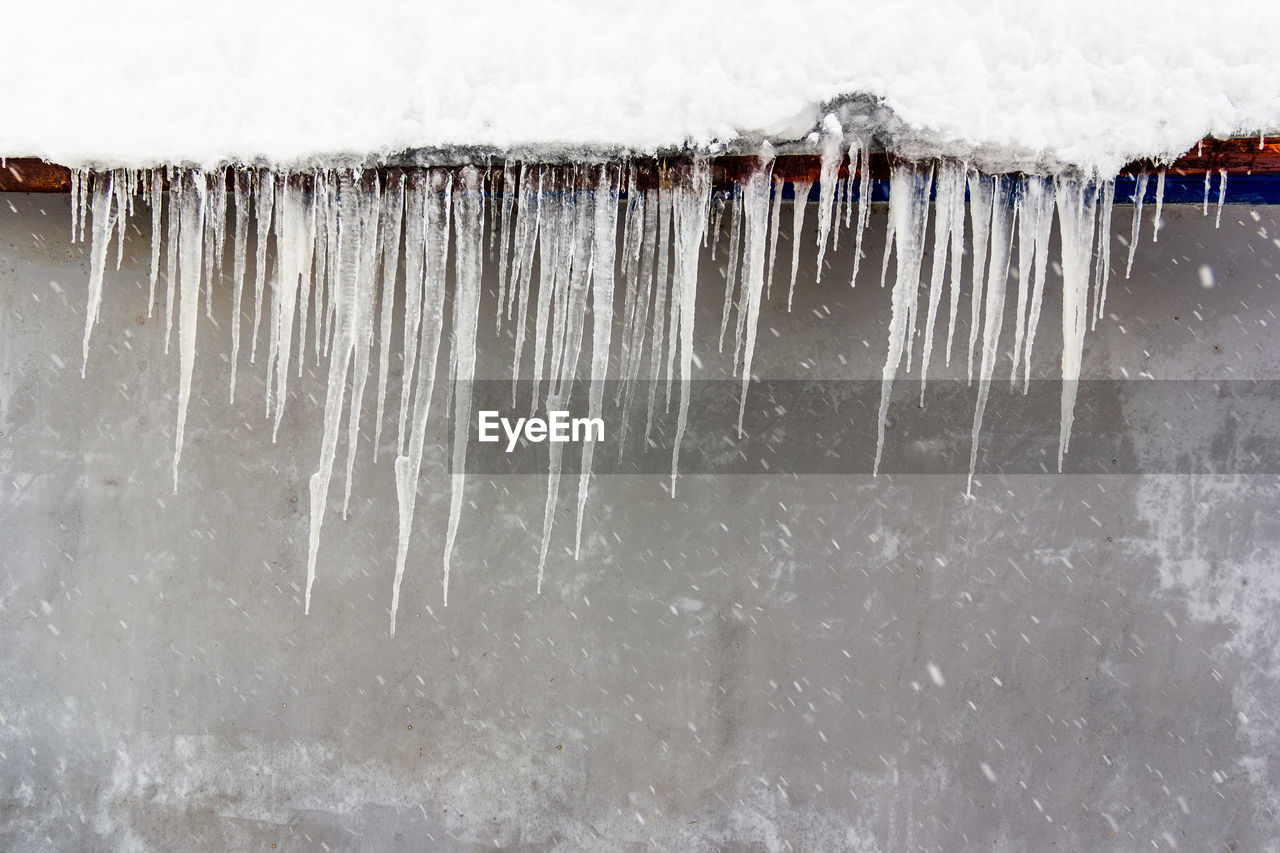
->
[1,192,1279,851]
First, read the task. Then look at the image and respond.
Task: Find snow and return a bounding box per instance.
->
[4,1,1278,173]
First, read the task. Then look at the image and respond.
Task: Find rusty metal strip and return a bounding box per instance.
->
[3,137,1278,193]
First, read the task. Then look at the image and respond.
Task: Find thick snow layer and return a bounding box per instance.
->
[3,0,1279,171]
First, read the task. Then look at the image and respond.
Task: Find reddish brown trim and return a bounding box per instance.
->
[3,137,1277,193]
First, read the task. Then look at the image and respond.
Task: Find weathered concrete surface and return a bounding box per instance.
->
[1,193,1279,851]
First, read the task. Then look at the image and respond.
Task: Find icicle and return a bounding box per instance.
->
[69,169,82,240]
[338,178,381,515]
[81,173,115,377]
[536,174,595,593]
[717,194,742,352]
[709,196,725,260]
[619,187,659,450]
[919,161,963,403]
[373,173,406,461]
[528,170,560,414]
[1152,168,1166,242]
[575,165,619,559]
[311,173,331,363]
[322,176,341,358]
[1091,179,1115,331]
[850,141,872,288]
[249,171,275,363]
[389,168,450,634]
[305,172,361,616]
[263,175,287,418]
[396,176,428,456]
[966,176,1015,495]
[615,180,645,406]
[643,185,672,441]
[200,172,219,320]
[546,174,577,400]
[209,169,228,319]
[1202,170,1212,216]
[172,171,206,492]
[833,160,847,252]
[112,169,128,272]
[163,167,180,354]
[814,114,842,283]
[543,172,578,414]
[1216,168,1227,228]
[270,176,317,441]
[270,178,314,432]
[965,172,995,382]
[872,160,932,477]
[765,177,783,300]
[1124,171,1148,279]
[147,170,163,317]
[443,166,484,605]
[509,164,542,402]
[227,171,251,402]
[942,163,967,367]
[735,145,776,436]
[1055,174,1099,471]
[1020,178,1055,392]
[1009,176,1045,385]
[669,157,711,494]
[496,161,518,327]
[294,173,318,379]
[787,180,811,311]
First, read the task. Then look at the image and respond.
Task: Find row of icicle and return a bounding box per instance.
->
[68,134,1229,633]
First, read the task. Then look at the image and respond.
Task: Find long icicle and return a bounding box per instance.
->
[249,171,275,364]
[305,172,361,616]
[873,160,933,477]
[81,172,116,377]
[390,168,450,633]
[537,173,595,593]
[172,171,206,492]
[717,193,742,352]
[1091,179,1115,331]
[339,178,382,513]
[735,145,776,436]
[966,175,1016,495]
[920,160,963,403]
[670,157,712,495]
[575,165,619,559]
[1056,173,1099,471]
[443,166,484,605]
